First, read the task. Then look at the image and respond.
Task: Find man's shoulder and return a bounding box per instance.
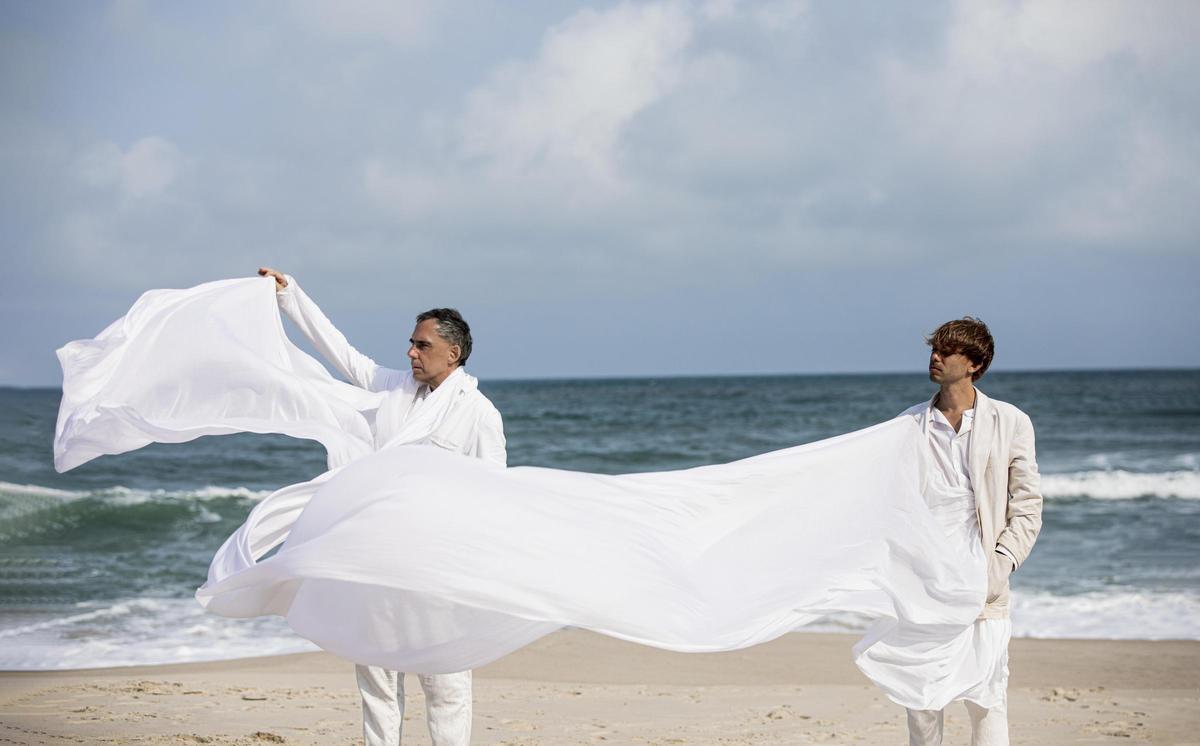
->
[898,400,930,418]
[451,386,504,425]
[474,390,504,422]
[979,391,1032,423]
[979,390,1027,422]
[463,385,499,409]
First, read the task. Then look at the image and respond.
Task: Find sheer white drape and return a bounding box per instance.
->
[54,277,986,710]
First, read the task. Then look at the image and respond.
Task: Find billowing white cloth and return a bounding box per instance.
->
[53,277,988,710]
[55,278,382,472]
[855,472,1002,709]
[861,401,1009,711]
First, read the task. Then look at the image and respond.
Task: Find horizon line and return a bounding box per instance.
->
[3,364,1197,391]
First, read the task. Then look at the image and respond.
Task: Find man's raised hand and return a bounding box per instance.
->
[257,267,288,290]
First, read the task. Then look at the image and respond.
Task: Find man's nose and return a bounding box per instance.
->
[407,345,419,359]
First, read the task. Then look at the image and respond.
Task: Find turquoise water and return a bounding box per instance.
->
[1,370,1198,668]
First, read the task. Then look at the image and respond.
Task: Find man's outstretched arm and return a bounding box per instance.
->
[258,267,403,392]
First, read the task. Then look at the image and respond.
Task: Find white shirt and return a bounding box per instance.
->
[926,405,974,492]
[901,397,1016,566]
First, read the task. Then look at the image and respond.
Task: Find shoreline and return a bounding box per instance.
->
[2,631,1197,744]
[8,631,1199,678]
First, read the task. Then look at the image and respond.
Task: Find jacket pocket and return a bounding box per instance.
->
[984,551,1012,604]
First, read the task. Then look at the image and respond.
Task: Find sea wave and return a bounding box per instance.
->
[3,589,1195,671]
[5,466,1199,512]
[0,482,272,543]
[799,590,1200,640]
[1041,470,1200,500]
[0,481,272,504]
[1077,451,1200,472]
[1011,590,1200,640]
[0,597,316,671]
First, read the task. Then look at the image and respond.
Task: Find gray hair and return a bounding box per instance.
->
[415,308,473,366]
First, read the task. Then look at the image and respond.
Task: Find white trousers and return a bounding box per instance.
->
[907,696,1009,746]
[357,664,473,746]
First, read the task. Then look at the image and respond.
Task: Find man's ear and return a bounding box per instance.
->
[448,345,462,365]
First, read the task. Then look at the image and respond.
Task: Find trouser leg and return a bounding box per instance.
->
[965,696,1009,746]
[906,708,944,746]
[419,670,473,746]
[357,664,404,746]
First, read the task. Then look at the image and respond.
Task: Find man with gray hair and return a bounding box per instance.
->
[257,267,506,746]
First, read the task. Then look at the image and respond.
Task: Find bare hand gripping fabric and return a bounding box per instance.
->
[54,277,988,710]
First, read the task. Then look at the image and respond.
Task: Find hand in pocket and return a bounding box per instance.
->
[986,551,1014,603]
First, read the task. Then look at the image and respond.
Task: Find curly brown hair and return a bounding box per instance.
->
[926,317,994,381]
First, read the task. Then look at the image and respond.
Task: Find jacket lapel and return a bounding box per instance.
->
[969,387,996,489]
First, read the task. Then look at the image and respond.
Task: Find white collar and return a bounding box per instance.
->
[924,390,977,435]
[928,402,974,434]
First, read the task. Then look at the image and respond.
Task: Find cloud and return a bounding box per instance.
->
[455,2,693,187]
[77,136,184,199]
[1048,121,1200,247]
[883,0,1198,157]
[1,1,1197,385]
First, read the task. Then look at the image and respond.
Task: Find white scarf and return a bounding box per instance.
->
[373,365,479,455]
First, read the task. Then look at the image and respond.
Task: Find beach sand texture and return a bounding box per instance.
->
[1,631,1197,745]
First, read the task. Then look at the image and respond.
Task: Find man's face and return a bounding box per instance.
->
[408,319,460,387]
[928,347,979,385]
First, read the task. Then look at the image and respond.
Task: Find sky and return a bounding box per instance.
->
[2,0,1198,386]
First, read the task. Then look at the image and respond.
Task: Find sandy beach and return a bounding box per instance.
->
[2,631,1197,745]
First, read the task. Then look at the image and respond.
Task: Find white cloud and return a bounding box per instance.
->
[1002,0,1196,71]
[455,2,693,187]
[885,0,1199,142]
[872,0,1200,252]
[77,136,183,198]
[4,0,1198,384]
[1049,121,1200,246]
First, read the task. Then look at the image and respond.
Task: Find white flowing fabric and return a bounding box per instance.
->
[54,277,988,710]
[854,473,1000,709]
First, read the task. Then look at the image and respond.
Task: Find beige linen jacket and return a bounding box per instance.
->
[900,388,1043,619]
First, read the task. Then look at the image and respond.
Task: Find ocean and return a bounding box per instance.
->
[1,370,1198,670]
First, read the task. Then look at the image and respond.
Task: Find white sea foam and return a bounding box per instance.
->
[4,589,1194,671]
[794,590,1200,640]
[0,481,273,504]
[5,468,1196,510]
[1041,470,1200,499]
[1011,591,1200,640]
[0,597,316,671]
[0,482,79,500]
